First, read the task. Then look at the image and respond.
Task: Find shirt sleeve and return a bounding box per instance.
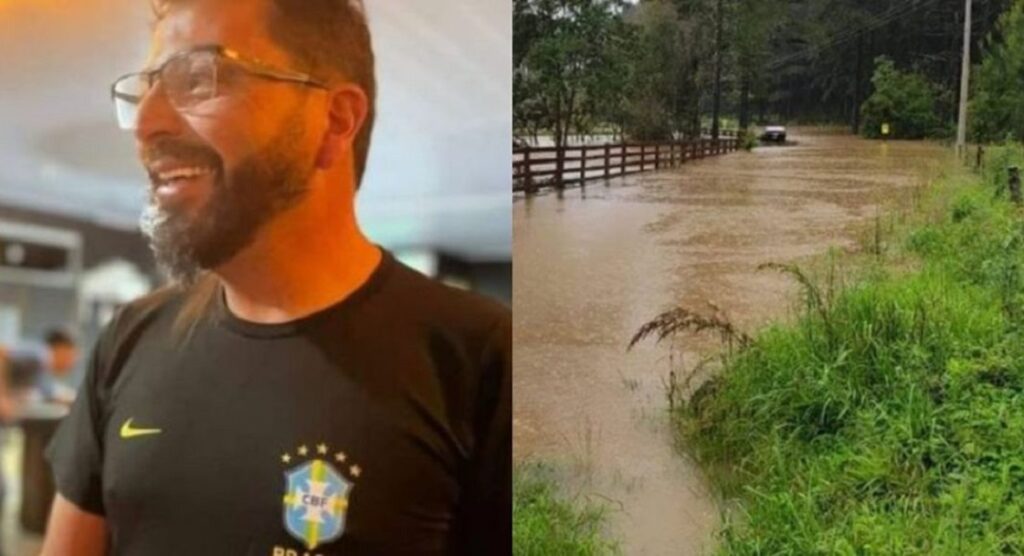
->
[452,312,512,555]
[44,326,114,516]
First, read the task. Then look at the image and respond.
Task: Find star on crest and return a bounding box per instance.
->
[317,443,328,455]
[335,451,347,463]
[281,453,292,464]
[350,465,362,478]
[298,445,309,457]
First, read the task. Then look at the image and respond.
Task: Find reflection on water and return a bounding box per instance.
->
[513,129,949,555]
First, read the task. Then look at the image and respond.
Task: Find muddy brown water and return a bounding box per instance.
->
[513,129,951,555]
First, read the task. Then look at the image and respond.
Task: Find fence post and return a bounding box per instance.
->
[620,143,626,176]
[655,144,660,170]
[640,144,646,172]
[1010,166,1022,206]
[523,148,534,194]
[580,145,587,184]
[554,144,565,190]
[604,144,611,180]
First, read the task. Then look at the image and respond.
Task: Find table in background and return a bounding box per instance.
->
[17,403,67,534]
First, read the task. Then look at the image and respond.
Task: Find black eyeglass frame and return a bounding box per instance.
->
[110,44,330,107]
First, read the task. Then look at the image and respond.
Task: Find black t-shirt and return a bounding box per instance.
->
[46,251,511,555]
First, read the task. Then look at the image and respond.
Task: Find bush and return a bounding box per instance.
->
[513,464,618,556]
[738,128,759,151]
[980,142,1024,198]
[860,57,942,140]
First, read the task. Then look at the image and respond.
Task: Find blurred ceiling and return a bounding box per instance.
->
[0,0,511,261]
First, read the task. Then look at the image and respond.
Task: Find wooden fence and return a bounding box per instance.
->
[513,136,739,193]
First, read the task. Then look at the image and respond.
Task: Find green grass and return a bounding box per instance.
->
[513,463,619,556]
[671,143,1024,554]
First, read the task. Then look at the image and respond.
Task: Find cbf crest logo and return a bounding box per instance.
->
[280,443,362,550]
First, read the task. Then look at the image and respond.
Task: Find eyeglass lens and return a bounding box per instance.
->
[112,51,220,130]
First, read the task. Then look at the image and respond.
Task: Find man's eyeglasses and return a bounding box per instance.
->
[111,44,329,130]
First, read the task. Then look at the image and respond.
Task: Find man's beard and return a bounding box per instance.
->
[139,125,311,286]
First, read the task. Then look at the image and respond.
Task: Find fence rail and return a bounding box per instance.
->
[513,137,739,193]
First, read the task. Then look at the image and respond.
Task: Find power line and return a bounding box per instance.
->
[764,0,948,70]
[769,0,944,68]
[765,0,943,69]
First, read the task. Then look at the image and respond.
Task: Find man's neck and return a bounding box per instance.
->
[215,200,382,324]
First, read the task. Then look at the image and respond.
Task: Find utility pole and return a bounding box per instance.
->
[711,0,723,140]
[956,0,972,158]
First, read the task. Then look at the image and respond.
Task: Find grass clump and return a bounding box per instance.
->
[513,463,619,556]
[669,144,1024,553]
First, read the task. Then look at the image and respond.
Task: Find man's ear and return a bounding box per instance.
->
[315,84,369,170]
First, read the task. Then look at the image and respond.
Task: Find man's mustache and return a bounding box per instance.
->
[141,138,223,173]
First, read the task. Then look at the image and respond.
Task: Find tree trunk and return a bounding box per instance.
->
[554,96,565,189]
[739,74,751,131]
[691,57,701,138]
[852,32,863,135]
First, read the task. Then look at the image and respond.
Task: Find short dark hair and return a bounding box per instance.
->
[152,0,377,187]
[44,327,75,348]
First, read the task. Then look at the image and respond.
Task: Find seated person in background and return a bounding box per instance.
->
[37,329,79,405]
[0,331,74,556]
[0,349,21,425]
[0,328,79,407]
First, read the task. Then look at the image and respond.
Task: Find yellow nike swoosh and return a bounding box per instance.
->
[120,418,162,439]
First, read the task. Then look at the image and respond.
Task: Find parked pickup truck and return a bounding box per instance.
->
[760,125,787,143]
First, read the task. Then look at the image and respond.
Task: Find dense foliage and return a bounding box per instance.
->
[514,0,1017,143]
[513,0,633,147]
[972,0,1024,142]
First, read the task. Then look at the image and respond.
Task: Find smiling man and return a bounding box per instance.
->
[40,1,510,554]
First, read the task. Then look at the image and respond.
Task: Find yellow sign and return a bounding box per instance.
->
[881,123,891,137]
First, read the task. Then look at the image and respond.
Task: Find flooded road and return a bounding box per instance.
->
[512,130,950,555]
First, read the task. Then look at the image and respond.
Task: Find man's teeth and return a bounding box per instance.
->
[157,167,214,182]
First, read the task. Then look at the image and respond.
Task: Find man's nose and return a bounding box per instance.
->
[134,82,186,145]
